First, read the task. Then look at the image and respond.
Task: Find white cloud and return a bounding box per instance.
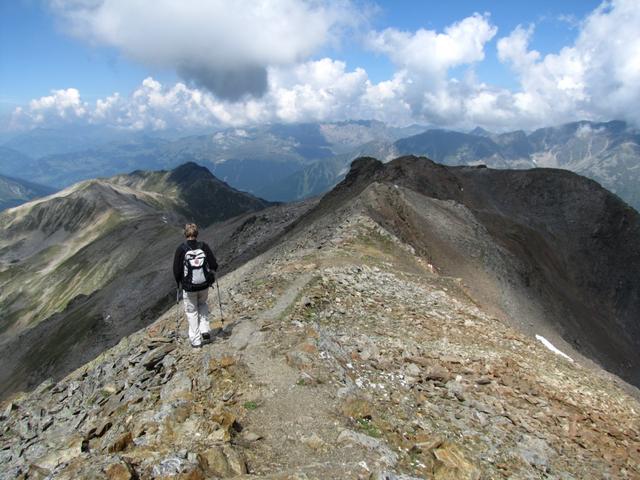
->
[268,58,371,122]
[28,88,86,116]
[10,88,88,128]
[497,0,640,125]
[497,25,539,71]
[368,13,497,75]
[12,1,640,132]
[48,0,362,100]
[12,58,406,130]
[366,13,500,125]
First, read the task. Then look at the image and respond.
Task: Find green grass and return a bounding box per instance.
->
[243,401,258,410]
[356,418,382,438]
[355,228,398,255]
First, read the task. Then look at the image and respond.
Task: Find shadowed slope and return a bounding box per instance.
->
[294,156,640,386]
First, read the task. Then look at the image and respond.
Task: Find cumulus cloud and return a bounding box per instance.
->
[48,0,361,100]
[12,1,640,131]
[497,0,640,125]
[10,88,88,128]
[11,60,380,130]
[366,13,498,123]
[368,13,497,75]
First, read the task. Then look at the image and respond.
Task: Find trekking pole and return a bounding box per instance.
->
[175,285,181,343]
[215,277,224,325]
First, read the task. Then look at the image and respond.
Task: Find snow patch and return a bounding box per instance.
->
[535,335,574,362]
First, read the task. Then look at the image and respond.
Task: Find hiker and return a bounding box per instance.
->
[173,223,218,348]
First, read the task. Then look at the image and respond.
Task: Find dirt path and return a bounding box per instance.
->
[212,271,400,477]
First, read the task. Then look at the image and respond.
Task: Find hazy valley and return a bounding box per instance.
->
[2,120,639,219]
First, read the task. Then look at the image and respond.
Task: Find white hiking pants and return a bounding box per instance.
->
[183,289,210,347]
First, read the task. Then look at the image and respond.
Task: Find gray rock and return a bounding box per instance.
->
[371,471,425,480]
[121,386,144,405]
[446,379,466,402]
[196,370,212,392]
[405,363,421,377]
[152,456,187,476]
[337,429,398,467]
[160,372,192,401]
[141,344,175,370]
[162,354,177,370]
[517,434,553,469]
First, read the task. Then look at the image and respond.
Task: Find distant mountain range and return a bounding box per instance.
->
[264,120,640,211]
[0,121,423,195]
[1,120,639,212]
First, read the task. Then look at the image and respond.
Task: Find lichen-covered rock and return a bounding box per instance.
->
[431,442,480,480]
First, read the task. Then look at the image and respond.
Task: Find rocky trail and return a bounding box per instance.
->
[1,200,639,479]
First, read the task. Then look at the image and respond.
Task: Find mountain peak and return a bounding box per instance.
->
[469,126,492,137]
[168,161,216,184]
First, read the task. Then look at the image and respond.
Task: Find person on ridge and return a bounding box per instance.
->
[173,223,218,348]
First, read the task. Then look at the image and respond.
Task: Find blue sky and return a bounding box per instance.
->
[1,0,637,131]
[362,1,600,84]
[0,1,172,107]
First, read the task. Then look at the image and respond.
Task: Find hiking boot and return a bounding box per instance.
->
[202,332,211,342]
[191,343,202,349]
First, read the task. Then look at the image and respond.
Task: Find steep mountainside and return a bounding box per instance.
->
[110,162,274,226]
[1,156,638,479]
[0,163,283,398]
[307,156,640,387]
[0,174,55,211]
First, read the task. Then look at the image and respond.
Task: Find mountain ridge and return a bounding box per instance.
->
[1,154,638,478]
[256,120,640,211]
[288,155,640,387]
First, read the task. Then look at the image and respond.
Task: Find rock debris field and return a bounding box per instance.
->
[1,210,639,479]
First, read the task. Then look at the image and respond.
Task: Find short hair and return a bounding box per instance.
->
[184,223,198,238]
